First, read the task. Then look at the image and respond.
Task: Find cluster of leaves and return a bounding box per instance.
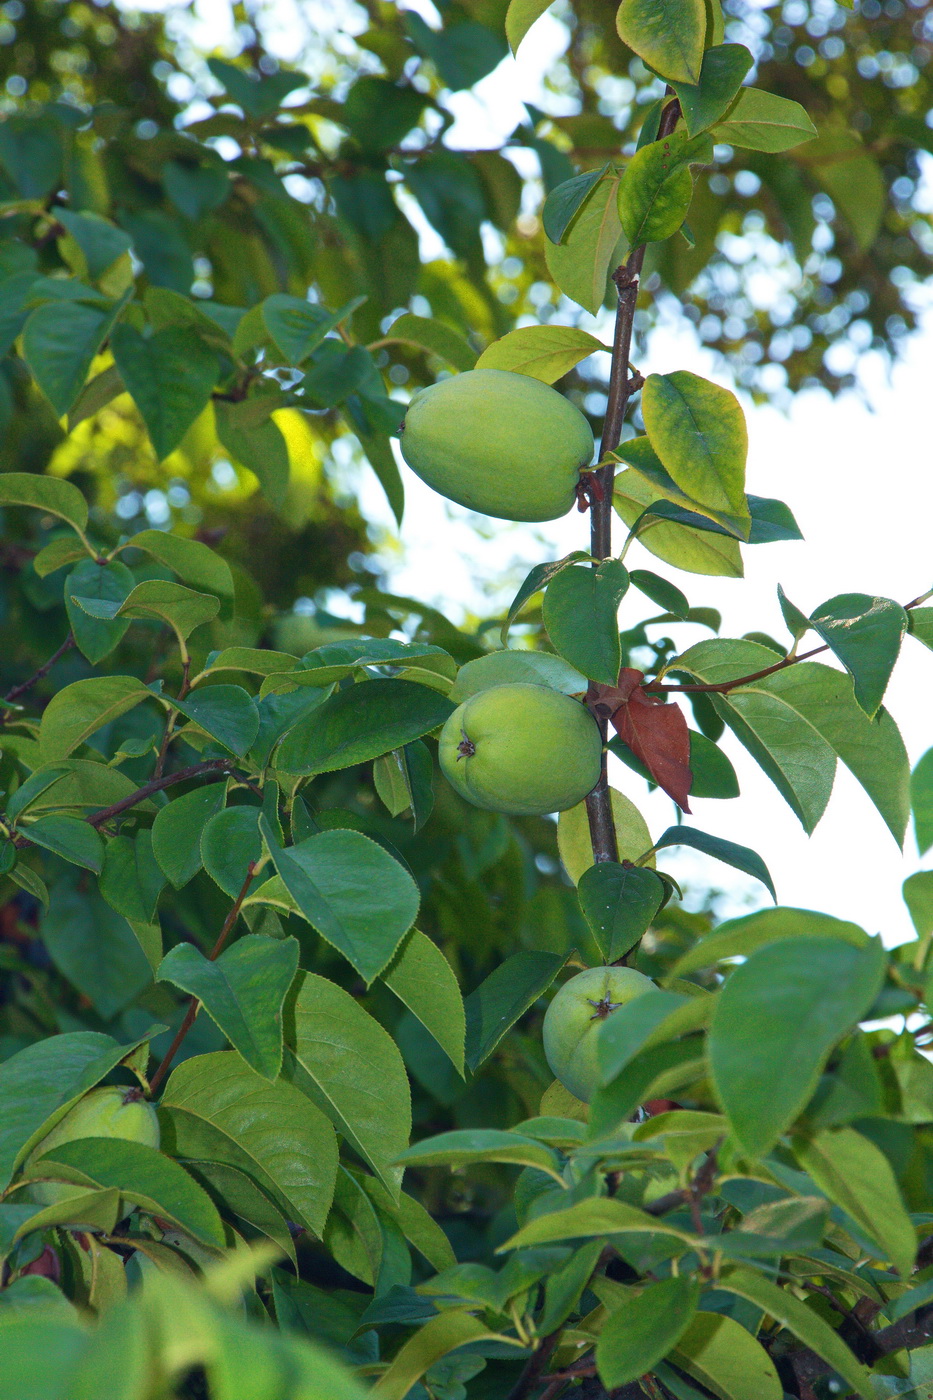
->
[2,1,933,1399]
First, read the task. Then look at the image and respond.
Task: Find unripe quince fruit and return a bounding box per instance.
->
[439,682,602,816]
[399,368,594,522]
[23,1086,160,1207]
[543,965,654,1103]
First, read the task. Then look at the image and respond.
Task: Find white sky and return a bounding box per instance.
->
[144,0,933,942]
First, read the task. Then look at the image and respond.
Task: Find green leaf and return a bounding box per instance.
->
[793,1127,916,1277]
[762,662,910,846]
[0,1030,152,1190]
[23,294,127,417]
[151,782,227,889]
[670,1309,783,1400]
[200,806,262,896]
[378,313,476,372]
[475,325,606,383]
[370,1311,510,1400]
[642,372,750,540]
[41,886,153,1018]
[505,0,557,54]
[10,1186,123,1241]
[262,293,365,365]
[544,169,624,316]
[275,677,455,776]
[32,1137,224,1247]
[907,607,933,653]
[778,583,811,644]
[809,593,907,717]
[615,0,705,83]
[577,862,665,962]
[160,1050,338,1235]
[543,559,629,685]
[630,568,689,619]
[259,823,419,984]
[614,435,744,537]
[111,324,218,460]
[32,535,92,578]
[0,471,89,536]
[653,826,776,901]
[596,1277,700,1389]
[674,639,836,833]
[382,929,465,1076]
[376,740,434,830]
[20,815,103,873]
[558,788,654,882]
[174,686,260,757]
[746,496,803,543]
[686,731,739,799]
[214,397,290,510]
[158,936,300,1081]
[452,650,587,702]
[709,936,886,1157]
[465,951,567,1072]
[56,210,132,283]
[395,1129,563,1180]
[597,988,709,1084]
[283,971,411,1199]
[499,552,590,645]
[618,132,709,247]
[500,1196,695,1251]
[713,88,818,151]
[543,166,610,245]
[672,44,754,136]
[99,831,165,925]
[122,530,234,611]
[670,905,869,978]
[912,747,933,855]
[353,420,405,526]
[716,1267,873,1399]
[77,579,221,646]
[66,559,134,663]
[614,471,743,578]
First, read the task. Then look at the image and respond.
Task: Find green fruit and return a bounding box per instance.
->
[543,966,654,1103]
[399,368,594,522]
[24,1086,160,1208]
[439,683,603,817]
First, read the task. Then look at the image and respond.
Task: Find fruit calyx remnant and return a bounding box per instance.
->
[456,733,476,760]
[587,996,624,1020]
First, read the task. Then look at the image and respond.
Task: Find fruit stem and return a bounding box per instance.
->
[583,95,682,867]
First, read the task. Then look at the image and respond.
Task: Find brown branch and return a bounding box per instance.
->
[505,1330,562,1400]
[11,759,234,850]
[148,860,258,1096]
[583,95,682,867]
[642,583,930,696]
[1,634,76,715]
[86,759,233,827]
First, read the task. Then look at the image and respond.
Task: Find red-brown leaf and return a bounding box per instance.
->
[604,668,693,812]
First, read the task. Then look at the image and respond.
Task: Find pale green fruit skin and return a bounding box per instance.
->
[399,368,594,522]
[543,966,655,1103]
[24,1086,160,1208]
[439,683,602,817]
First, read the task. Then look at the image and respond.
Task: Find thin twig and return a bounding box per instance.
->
[643,585,930,695]
[1,634,76,715]
[148,860,258,1096]
[12,759,234,849]
[86,759,233,827]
